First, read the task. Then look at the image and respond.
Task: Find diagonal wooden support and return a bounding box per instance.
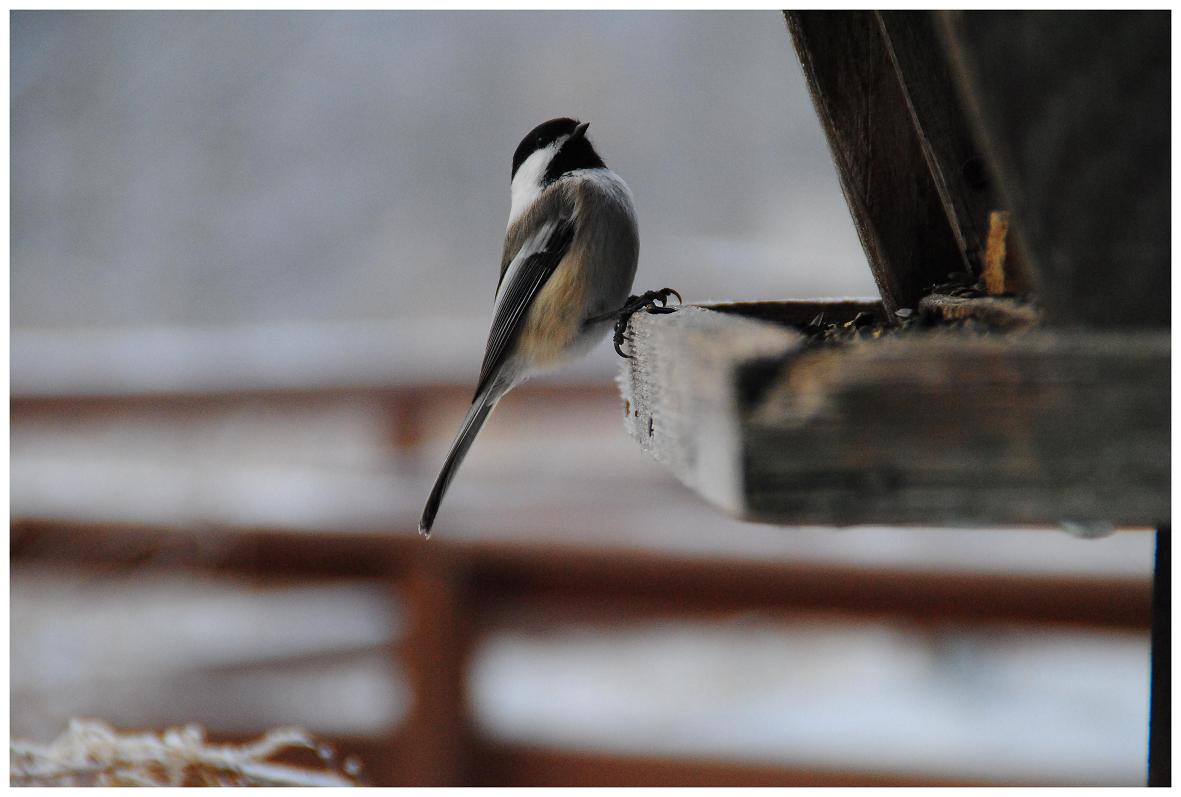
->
[874,12,1028,292]
[784,11,977,314]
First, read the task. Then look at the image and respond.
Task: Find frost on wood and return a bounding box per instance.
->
[617,306,803,515]
[10,719,362,787]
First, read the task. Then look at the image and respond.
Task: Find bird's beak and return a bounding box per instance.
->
[572,121,590,139]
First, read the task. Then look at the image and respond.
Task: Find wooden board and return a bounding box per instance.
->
[875,11,1021,286]
[784,11,969,314]
[619,304,1169,528]
[11,518,1151,630]
[619,306,802,514]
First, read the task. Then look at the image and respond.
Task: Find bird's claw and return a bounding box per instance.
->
[612,288,683,359]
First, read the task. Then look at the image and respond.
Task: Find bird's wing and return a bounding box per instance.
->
[497,182,570,291]
[474,194,576,400]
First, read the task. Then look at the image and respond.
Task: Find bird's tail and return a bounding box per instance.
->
[418,391,498,537]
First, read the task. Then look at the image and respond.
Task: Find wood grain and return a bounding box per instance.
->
[618,306,804,515]
[875,12,1022,288]
[784,11,965,314]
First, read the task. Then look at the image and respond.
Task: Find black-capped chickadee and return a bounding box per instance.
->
[418,117,677,537]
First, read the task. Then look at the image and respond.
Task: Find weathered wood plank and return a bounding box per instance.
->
[875,11,1024,289]
[939,11,1170,328]
[784,11,965,314]
[747,330,1169,527]
[620,304,1169,528]
[619,306,804,514]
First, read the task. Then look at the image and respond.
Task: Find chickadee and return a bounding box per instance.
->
[419,117,676,537]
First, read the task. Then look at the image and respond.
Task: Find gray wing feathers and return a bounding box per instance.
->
[497,185,572,290]
[473,210,576,400]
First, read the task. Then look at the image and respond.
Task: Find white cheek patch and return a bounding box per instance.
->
[508,141,562,227]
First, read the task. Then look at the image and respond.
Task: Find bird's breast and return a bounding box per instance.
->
[517,248,592,369]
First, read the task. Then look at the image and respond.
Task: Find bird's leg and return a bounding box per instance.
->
[592,288,682,358]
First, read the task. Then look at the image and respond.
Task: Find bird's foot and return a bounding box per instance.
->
[612,288,682,358]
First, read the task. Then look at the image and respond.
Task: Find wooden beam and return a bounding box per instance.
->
[469,549,1150,632]
[619,304,1169,527]
[784,11,967,314]
[618,305,802,514]
[396,556,477,786]
[874,12,1021,287]
[10,519,1151,631]
[939,11,1169,328]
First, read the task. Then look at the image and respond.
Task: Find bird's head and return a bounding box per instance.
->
[511,117,605,190]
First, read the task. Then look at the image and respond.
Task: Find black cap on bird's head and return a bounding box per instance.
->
[511,117,604,184]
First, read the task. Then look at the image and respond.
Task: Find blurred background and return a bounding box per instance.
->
[11,10,1155,786]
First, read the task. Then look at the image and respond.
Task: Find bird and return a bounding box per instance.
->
[418,117,678,537]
